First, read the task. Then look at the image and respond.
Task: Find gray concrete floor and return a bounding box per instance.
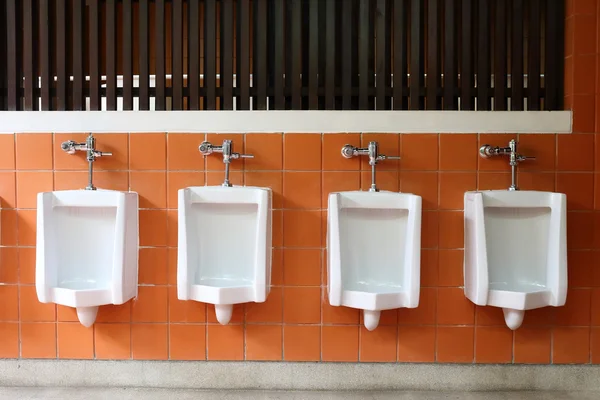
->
[0,388,597,400]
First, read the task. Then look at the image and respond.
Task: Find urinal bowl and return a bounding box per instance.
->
[36,190,139,327]
[177,186,272,325]
[327,191,422,331]
[464,190,567,330]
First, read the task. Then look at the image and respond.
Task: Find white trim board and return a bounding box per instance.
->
[0,110,571,134]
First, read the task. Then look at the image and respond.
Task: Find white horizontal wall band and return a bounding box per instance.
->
[0,360,597,391]
[0,110,571,134]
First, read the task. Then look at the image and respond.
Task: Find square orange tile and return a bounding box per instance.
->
[361,170,399,192]
[57,305,78,322]
[0,135,15,170]
[16,171,53,208]
[96,302,132,323]
[207,304,245,324]
[17,210,37,246]
[568,250,593,288]
[273,210,283,247]
[557,173,594,210]
[245,171,283,209]
[421,211,439,249]
[271,248,284,285]
[438,211,463,249]
[130,171,167,209]
[0,285,18,321]
[555,288,592,326]
[439,172,476,210]
[92,171,129,191]
[246,325,283,361]
[57,322,94,359]
[206,134,245,171]
[437,287,475,325]
[567,211,594,249]
[245,134,283,170]
[138,248,168,285]
[283,287,321,324]
[246,287,283,323]
[283,172,321,209]
[92,134,129,171]
[130,133,167,170]
[53,133,90,170]
[132,286,168,323]
[322,134,361,171]
[283,325,321,361]
[478,172,512,191]
[476,306,506,326]
[1,210,18,246]
[553,327,590,364]
[436,326,474,363]
[20,285,56,322]
[207,324,244,360]
[283,249,321,286]
[206,171,243,186]
[361,134,400,171]
[400,172,438,210]
[477,134,514,171]
[397,326,436,362]
[0,323,19,358]
[438,249,464,287]
[593,289,600,326]
[398,287,436,325]
[401,134,438,171]
[283,210,321,247]
[0,172,16,208]
[572,94,595,133]
[420,249,439,287]
[16,133,53,170]
[283,134,322,170]
[514,327,551,364]
[592,328,600,364]
[168,286,206,323]
[518,134,556,171]
[167,209,177,248]
[475,327,513,363]
[360,325,397,362]
[169,324,206,360]
[573,54,596,95]
[94,323,131,360]
[517,172,556,192]
[167,171,205,209]
[573,15,596,55]
[322,171,361,208]
[132,323,168,360]
[52,171,89,191]
[139,210,168,246]
[21,322,57,358]
[322,325,359,362]
[439,134,478,171]
[0,247,19,284]
[522,306,556,327]
[322,300,361,325]
[557,134,594,171]
[167,133,206,170]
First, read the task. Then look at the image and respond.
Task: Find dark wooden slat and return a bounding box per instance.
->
[236,0,250,109]
[477,0,490,110]
[393,0,407,110]
[171,0,183,110]
[494,0,507,110]
[23,0,36,110]
[138,0,150,110]
[6,0,19,110]
[289,0,302,109]
[220,0,234,110]
[253,0,267,110]
[409,0,424,110]
[545,0,562,110]
[89,0,101,110]
[72,0,84,110]
[527,0,541,110]
[308,0,319,109]
[204,0,217,110]
[39,0,51,110]
[443,0,457,110]
[376,0,391,110]
[273,0,285,110]
[106,0,117,110]
[122,0,133,110]
[341,0,353,109]
[426,0,440,110]
[154,0,166,110]
[55,0,66,110]
[461,0,474,110]
[511,0,524,110]
[188,0,199,110]
[359,0,370,110]
[325,0,335,109]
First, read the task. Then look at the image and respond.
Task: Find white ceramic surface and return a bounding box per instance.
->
[177,186,272,325]
[36,190,139,327]
[464,190,567,330]
[327,191,422,331]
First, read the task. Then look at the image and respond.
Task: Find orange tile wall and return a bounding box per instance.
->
[0,1,598,364]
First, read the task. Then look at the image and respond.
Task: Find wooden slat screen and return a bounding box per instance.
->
[0,0,564,111]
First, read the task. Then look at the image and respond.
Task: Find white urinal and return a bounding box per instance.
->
[464,190,567,330]
[178,186,272,325]
[36,190,139,327]
[328,191,421,331]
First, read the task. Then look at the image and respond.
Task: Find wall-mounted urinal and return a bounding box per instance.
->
[178,140,272,325]
[328,142,421,331]
[37,134,139,327]
[464,139,567,330]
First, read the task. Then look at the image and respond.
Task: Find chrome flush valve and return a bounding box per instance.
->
[199,140,253,187]
[61,133,112,190]
[341,141,400,192]
[479,139,535,191]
